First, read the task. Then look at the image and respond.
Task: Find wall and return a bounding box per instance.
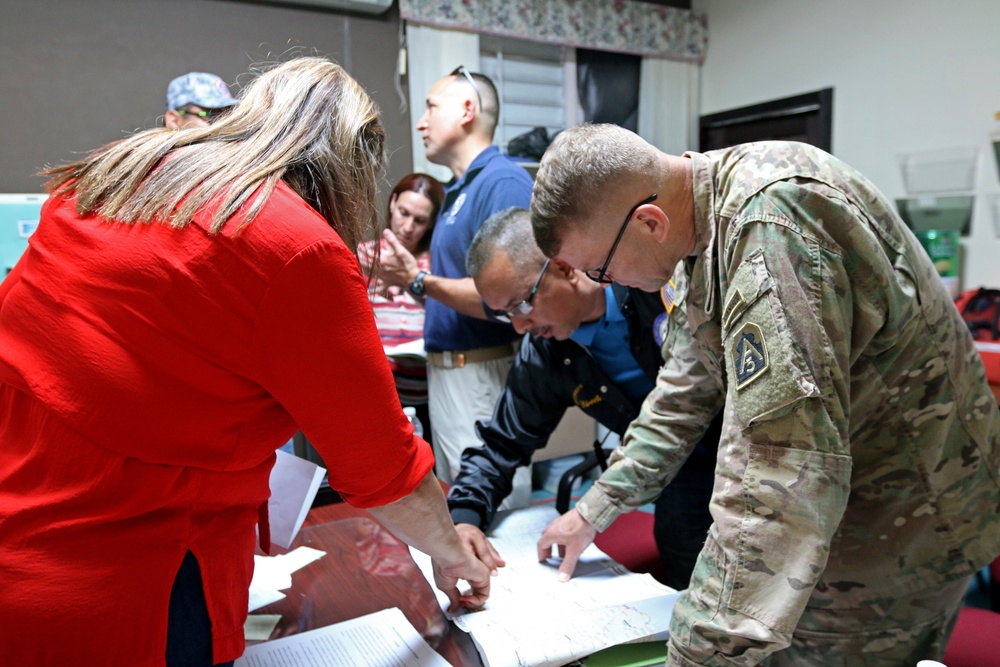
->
[691,0,1000,288]
[0,0,412,193]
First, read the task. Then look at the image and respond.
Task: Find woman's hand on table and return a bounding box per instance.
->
[432,548,492,612]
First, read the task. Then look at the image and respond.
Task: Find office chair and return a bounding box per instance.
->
[555,434,611,514]
[990,554,1000,612]
[943,606,1000,667]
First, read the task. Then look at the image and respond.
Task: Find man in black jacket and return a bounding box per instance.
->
[450,207,720,589]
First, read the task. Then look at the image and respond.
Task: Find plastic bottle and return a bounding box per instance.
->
[992,110,1000,180]
[403,406,424,438]
[915,229,960,299]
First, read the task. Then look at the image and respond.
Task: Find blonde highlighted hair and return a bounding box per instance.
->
[44,56,385,255]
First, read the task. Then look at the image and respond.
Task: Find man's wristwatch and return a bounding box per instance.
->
[408,270,429,298]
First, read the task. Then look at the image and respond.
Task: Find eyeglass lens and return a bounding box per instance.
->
[492,259,549,322]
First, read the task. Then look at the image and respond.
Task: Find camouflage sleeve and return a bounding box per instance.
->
[575,281,725,532]
[667,192,854,666]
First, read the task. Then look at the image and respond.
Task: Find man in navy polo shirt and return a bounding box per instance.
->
[374,67,534,507]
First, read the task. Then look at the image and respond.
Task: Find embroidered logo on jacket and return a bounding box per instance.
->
[732,322,769,389]
[572,384,603,409]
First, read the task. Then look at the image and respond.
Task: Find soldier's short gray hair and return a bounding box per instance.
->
[467,207,547,278]
[531,123,659,257]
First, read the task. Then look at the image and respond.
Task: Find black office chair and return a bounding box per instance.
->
[555,436,611,514]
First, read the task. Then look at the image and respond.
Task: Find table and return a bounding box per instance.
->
[252,500,483,666]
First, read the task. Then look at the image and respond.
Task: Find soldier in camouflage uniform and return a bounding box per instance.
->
[529,124,1000,666]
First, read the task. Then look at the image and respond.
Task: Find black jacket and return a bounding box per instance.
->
[448,284,721,528]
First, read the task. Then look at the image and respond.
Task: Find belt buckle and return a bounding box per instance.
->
[443,351,466,368]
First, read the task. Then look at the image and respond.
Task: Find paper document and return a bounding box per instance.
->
[411,505,679,667]
[243,614,282,642]
[234,607,452,667]
[267,449,326,549]
[384,337,427,361]
[248,545,325,612]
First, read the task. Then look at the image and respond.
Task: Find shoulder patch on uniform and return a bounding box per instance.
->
[722,288,746,332]
[733,322,769,390]
[653,313,668,347]
[660,280,676,314]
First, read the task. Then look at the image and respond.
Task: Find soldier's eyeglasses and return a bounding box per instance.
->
[586,194,658,284]
[492,259,550,323]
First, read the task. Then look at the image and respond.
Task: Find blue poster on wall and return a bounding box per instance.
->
[0,194,46,277]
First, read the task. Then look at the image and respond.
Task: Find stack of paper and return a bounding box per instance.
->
[235,607,451,667]
[411,505,680,667]
[248,546,326,612]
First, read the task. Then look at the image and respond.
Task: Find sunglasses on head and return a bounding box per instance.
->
[450,65,483,108]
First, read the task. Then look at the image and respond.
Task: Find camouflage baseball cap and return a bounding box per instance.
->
[166,72,238,111]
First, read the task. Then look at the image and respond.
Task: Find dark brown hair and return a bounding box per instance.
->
[387,173,444,256]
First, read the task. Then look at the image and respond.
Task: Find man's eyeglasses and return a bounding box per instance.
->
[492,259,550,323]
[450,65,483,109]
[176,106,225,121]
[586,194,658,284]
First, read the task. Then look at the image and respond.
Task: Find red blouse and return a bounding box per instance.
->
[0,183,434,665]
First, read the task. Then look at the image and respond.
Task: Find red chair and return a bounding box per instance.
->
[943,606,1000,667]
[593,510,669,585]
[990,555,1000,612]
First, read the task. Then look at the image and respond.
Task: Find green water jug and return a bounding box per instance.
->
[916,229,960,298]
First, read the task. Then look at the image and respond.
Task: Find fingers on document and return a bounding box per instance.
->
[474,539,505,575]
[443,587,462,613]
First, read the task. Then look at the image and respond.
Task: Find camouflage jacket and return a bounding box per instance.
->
[577,141,1000,666]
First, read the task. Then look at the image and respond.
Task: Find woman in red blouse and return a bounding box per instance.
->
[0,57,491,667]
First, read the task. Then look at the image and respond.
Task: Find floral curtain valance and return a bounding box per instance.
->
[399,0,708,63]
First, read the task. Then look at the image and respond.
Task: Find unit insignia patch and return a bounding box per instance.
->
[653,313,668,347]
[733,322,769,390]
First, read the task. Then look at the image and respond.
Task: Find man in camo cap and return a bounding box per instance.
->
[529,124,1000,666]
[164,71,238,129]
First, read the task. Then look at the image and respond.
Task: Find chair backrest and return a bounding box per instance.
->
[943,606,1000,667]
[593,510,668,585]
[990,555,1000,612]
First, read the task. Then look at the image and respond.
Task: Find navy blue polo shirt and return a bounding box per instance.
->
[424,146,533,353]
[570,286,654,404]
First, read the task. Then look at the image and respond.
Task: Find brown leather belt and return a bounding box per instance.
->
[426,343,515,368]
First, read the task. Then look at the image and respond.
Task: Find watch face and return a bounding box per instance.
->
[409,271,426,297]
